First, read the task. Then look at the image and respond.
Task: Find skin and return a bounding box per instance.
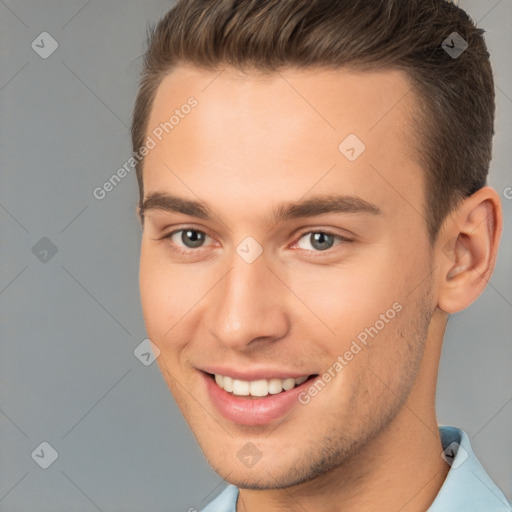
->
[137,65,502,512]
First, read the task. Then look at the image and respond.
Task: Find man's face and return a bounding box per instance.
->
[138,65,438,488]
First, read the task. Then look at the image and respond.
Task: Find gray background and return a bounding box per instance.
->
[0,1,510,510]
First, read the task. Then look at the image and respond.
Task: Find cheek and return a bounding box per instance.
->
[303,254,405,343]
[139,240,217,350]
[139,242,183,339]
[139,247,193,391]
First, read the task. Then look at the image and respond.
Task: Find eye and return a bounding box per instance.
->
[158,227,350,255]
[294,230,349,252]
[165,228,213,250]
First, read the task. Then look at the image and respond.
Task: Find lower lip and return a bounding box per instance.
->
[202,372,318,426]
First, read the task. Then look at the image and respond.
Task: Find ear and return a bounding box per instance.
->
[436,186,503,314]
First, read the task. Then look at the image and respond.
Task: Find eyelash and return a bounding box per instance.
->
[159,227,351,257]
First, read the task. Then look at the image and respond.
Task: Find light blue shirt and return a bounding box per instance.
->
[200,426,511,511]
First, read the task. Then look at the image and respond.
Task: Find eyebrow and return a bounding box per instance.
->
[139,191,382,225]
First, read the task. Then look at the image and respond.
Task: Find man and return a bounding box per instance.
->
[131,0,511,510]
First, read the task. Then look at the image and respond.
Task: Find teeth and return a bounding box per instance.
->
[249,379,268,397]
[282,378,296,391]
[268,378,284,395]
[223,376,233,393]
[213,374,310,397]
[232,379,250,396]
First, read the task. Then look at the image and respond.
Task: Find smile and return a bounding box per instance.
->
[201,371,320,425]
[214,374,310,397]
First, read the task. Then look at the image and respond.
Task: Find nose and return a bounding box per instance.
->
[206,248,290,351]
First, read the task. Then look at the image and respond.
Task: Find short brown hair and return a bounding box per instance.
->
[131,0,494,242]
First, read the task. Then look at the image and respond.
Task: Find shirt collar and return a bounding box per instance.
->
[428,426,510,511]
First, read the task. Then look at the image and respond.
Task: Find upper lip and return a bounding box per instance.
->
[200,366,316,381]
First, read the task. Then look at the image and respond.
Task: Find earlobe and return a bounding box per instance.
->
[437,187,502,314]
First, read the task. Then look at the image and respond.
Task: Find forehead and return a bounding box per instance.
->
[142,65,425,228]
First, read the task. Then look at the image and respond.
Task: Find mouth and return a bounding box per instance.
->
[201,371,320,425]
